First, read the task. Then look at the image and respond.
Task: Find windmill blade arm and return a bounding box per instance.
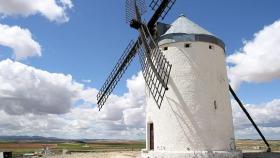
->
[137,37,172,109]
[148,0,176,32]
[97,40,138,110]
[98,0,176,110]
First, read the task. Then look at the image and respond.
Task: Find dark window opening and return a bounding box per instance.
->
[185,43,191,48]
[214,100,217,110]
[163,47,168,51]
[209,45,214,49]
[149,123,154,150]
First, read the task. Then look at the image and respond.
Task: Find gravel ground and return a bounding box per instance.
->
[48,151,141,158]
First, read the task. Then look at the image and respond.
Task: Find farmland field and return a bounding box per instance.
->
[0,139,279,157]
[0,140,145,157]
[236,139,280,151]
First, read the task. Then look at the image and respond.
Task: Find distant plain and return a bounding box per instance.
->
[0,139,279,157]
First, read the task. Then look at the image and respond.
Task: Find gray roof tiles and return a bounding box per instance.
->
[164,14,213,36]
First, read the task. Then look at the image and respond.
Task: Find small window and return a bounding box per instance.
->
[214,100,217,110]
[185,43,191,48]
[149,123,154,150]
[209,45,214,49]
[163,47,168,51]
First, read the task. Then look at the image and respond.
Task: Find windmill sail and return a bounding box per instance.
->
[126,0,147,24]
[127,0,172,109]
[97,40,137,110]
[149,0,176,20]
[97,0,176,110]
[137,24,172,108]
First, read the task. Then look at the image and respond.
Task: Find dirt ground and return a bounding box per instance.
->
[48,150,280,158]
[48,151,141,158]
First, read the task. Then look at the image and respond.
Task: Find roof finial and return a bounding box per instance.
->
[179,14,186,17]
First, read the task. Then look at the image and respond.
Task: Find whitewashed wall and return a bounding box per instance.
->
[145,41,236,153]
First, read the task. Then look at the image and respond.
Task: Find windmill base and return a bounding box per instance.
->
[141,150,242,158]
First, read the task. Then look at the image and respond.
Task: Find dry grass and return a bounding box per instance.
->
[236,139,280,151]
[49,151,140,158]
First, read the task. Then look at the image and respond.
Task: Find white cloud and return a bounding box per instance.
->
[76,71,146,139]
[79,88,98,104]
[81,79,92,83]
[0,23,41,60]
[227,19,280,90]
[0,61,146,139]
[0,59,83,115]
[123,106,145,128]
[0,0,73,23]
[98,72,146,122]
[232,99,280,139]
[0,59,277,139]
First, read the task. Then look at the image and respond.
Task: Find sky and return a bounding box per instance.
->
[0,0,279,140]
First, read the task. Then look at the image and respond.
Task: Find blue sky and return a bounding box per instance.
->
[0,0,279,139]
[1,0,279,102]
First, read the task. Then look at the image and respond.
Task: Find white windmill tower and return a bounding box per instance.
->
[142,15,242,158]
[97,0,271,157]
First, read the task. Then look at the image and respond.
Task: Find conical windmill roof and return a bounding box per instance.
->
[158,15,225,50]
[164,14,213,35]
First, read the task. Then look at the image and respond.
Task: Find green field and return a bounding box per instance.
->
[56,141,145,152]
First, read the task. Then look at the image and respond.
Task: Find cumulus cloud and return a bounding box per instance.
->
[123,106,145,128]
[97,72,146,124]
[227,19,280,90]
[1,58,277,139]
[0,61,146,138]
[232,99,280,139]
[0,0,73,23]
[79,88,98,104]
[0,23,41,60]
[0,59,83,115]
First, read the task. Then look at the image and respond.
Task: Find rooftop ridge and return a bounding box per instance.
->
[164,15,213,36]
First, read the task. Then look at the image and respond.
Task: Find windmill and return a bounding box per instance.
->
[96,0,271,157]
